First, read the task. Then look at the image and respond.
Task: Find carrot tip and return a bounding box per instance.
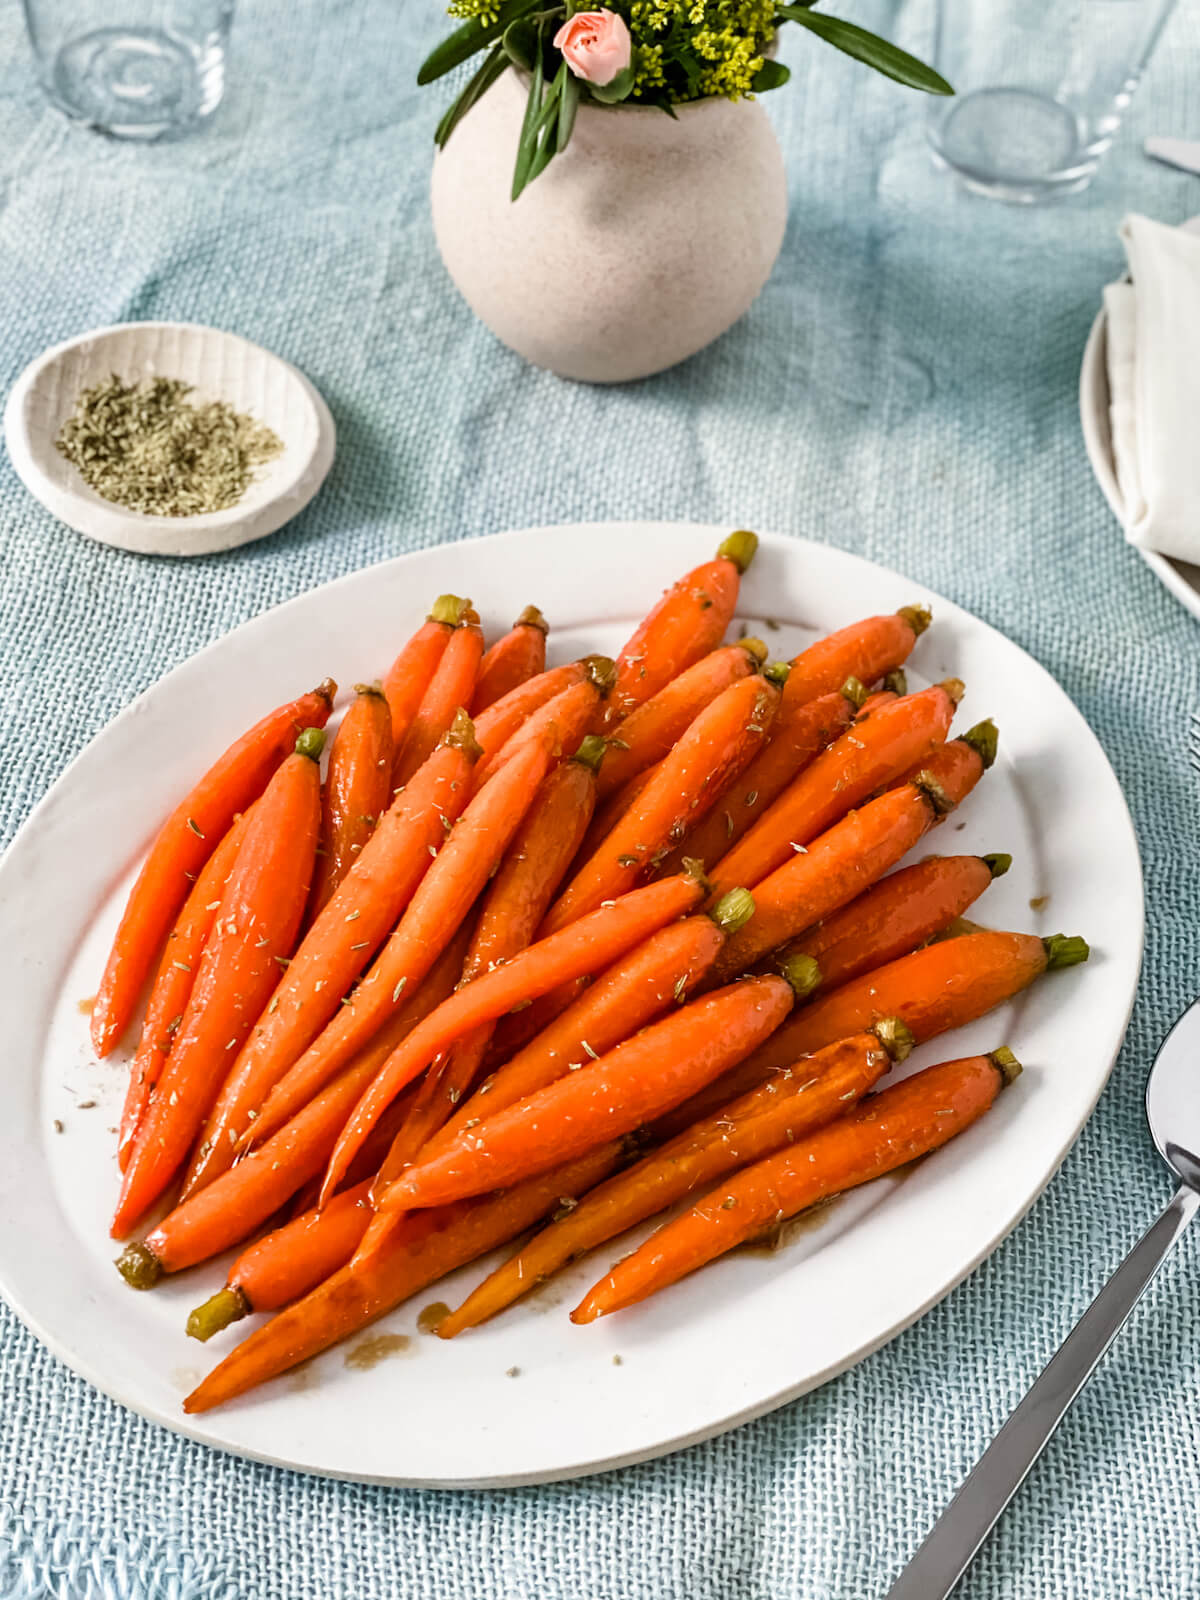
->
[353,681,387,698]
[517,604,549,634]
[990,1045,1023,1086]
[1043,933,1089,970]
[429,594,470,625]
[572,734,608,774]
[741,637,769,668]
[583,655,618,697]
[187,1285,249,1342]
[960,718,999,771]
[295,726,326,762]
[873,1015,914,1063]
[882,667,908,696]
[311,677,338,707]
[717,529,758,574]
[939,676,966,707]
[115,1242,162,1290]
[841,675,868,710]
[443,708,484,760]
[778,951,821,1002]
[897,603,932,637]
[680,857,713,896]
[711,887,756,937]
[983,852,1012,879]
[763,661,790,687]
[913,770,955,818]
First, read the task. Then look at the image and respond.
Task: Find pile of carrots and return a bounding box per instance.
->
[90,530,1090,1415]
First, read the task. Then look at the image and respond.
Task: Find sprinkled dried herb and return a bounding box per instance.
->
[55,375,283,517]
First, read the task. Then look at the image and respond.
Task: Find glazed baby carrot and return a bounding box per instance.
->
[606,530,758,724]
[709,725,995,980]
[782,606,929,712]
[596,640,767,800]
[182,715,481,1196]
[706,679,962,902]
[656,680,864,875]
[317,870,710,1203]
[182,1145,623,1414]
[367,974,797,1232]
[186,1179,376,1340]
[429,889,758,1152]
[575,763,660,866]
[471,659,591,764]
[573,1050,1020,1322]
[470,659,615,791]
[111,731,325,1236]
[307,685,394,920]
[541,674,779,935]
[393,609,484,787]
[371,736,607,1192]
[117,807,253,1170]
[780,850,1011,996]
[471,606,548,713]
[92,680,335,1059]
[245,726,561,1151]
[381,595,465,750]
[437,1024,903,1337]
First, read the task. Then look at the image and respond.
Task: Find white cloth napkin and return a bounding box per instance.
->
[1105,212,1200,562]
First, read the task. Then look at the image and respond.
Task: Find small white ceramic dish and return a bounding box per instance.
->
[4,322,335,557]
[0,523,1143,1486]
[1079,217,1200,623]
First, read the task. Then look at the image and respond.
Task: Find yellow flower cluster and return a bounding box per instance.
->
[447,0,501,21]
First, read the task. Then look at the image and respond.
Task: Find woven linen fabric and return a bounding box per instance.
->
[3,1,1200,1595]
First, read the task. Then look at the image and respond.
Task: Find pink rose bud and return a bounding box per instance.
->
[553,9,633,87]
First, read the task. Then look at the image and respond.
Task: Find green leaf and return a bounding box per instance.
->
[511,41,547,198]
[557,68,581,151]
[502,16,538,70]
[434,45,511,148]
[751,59,791,92]
[419,0,543,85]
[779,7,953,94]
[585,64,635,105]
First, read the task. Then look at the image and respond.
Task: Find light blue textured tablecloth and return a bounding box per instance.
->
[2,2,1200,1595]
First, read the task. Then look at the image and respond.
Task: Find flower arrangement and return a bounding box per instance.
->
[420,0,951,198]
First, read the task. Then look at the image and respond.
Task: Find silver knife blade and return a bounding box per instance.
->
[1145,136,1200,176]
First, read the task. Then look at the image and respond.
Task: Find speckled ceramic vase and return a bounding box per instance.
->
[431,69,788,384]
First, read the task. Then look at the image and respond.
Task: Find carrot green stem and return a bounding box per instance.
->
[572,734,607,774]
[517,605,549,633]
[939,676,966,706]
[990,1046,1023,1086]
[186,1285,250,1342]
[741,638,768,667]
[710,887,755,936]
[983,852,1012,878]
[583,655,618,696]
[680,857,713,897]
[872,1015,914,1063]
[352,682,387,698]
[778,952,821,1001]
[960,718,999,771]
[717,529,758,573]
[442,708,483,760]
[1043,934,1089,970]
[841,675,868,710]
[295,727,326,762]
[429,594,470,625]
[115,1241,162,1290]
[897,604,932,637]
[882,668,908,696]
[763,661,790,687]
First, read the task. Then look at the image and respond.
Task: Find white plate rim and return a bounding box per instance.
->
[0,521,1144,1487]
[1078,221,1200,624]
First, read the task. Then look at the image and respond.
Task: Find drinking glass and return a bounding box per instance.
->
[21,0,234,139]
[928,0,1178,203]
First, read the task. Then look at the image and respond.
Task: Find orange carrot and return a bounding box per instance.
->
[470,659,614,791]
[656,679,863,876]
[596,641,767,800]
[541,674,779,935]
[471,606,548,713]
[111,731,325,1236]
[318,870,710,1203]
[431,889,758,1152]
[709,726,994,980]
[437,1024,903,1336]
[182,714,481,1196]
[782,607,929,712]
[381,595,465,750]
[308,686,394,920]
[117,808,253,1170]
[706,679,962,902]
[574,763,660,867]
[573,1050,1020,1321]
[371,735,607,1193]
[607,530,758,724]
[667,929,1088,1134]
[471,659,590,764]
[186,1179,376,1340]
[393,611,485,787]
[181,1144,623,1413]
[368,974,797,1233]
[92,680,335,1058]
[780,850,1011,996]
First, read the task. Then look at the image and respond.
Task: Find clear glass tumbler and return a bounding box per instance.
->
[22,0,234,139]
[928,0,1177,203]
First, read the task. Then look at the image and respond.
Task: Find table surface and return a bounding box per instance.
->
[2,3,1199,1597]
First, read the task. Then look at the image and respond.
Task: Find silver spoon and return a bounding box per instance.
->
[886,723,1200,1598]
